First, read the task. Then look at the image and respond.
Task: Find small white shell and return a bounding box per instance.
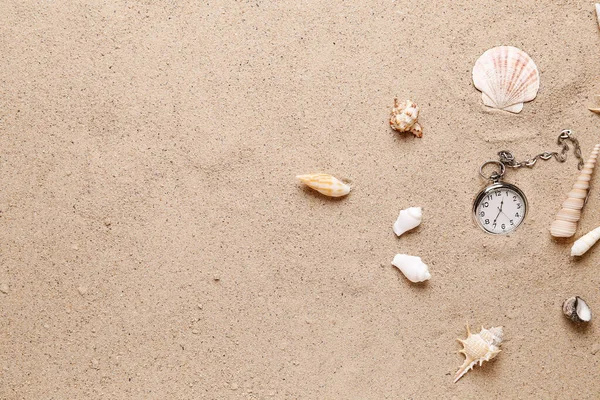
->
[389,99,422,137]
[472,46,540,113]
[296,173,350,197]
[393,207,422,237]
[571,225,600,256]
[391,254,431,283]
[454,325,503,383]
[563,296,592,323]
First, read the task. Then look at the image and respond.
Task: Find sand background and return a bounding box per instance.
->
[1,0,600,398]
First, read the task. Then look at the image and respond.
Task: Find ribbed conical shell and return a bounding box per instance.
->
[472,46,539,113]
[550,144,600,238]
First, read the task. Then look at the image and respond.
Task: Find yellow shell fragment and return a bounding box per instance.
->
[454,324,503,383]
[296,173,350,197]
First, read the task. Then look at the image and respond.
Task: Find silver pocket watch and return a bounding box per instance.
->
[473,130,584,235]
[474,161,527,234]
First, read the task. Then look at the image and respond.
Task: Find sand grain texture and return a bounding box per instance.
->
[1,0,600,398]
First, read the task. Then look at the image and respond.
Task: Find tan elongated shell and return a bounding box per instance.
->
[472,46,539,113]
[454,324,503,383]
[550,144,600,237]
[296,173,350,197]
[389,99,422,138]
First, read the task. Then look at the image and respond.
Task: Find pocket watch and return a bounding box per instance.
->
[474,161,527,234]
[473,130,583,235]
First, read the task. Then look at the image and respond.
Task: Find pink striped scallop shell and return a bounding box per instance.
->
[472,46,540,113]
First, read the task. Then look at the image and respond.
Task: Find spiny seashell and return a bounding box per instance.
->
[454,324,503,383]
[550,144,600,237]
[571,225,600,256]
[588,95,600,114]
[472,46,540,113]
[391,254,431,283]
[296,173,350,197]
[393,207,422,237]
[563,296,591,323]
[389,99,422,138]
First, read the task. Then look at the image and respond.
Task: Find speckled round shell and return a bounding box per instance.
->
[389,99,422,137]
[472,46,540,113]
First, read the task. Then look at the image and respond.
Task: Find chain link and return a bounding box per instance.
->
[497,130,584,170]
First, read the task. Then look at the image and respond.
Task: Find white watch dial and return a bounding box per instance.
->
[475,185,526,234]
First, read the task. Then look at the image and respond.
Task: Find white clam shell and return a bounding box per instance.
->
[391,254,431,283]
[472,46,539,113]
[571,226,600,256]
[393,207,422,237]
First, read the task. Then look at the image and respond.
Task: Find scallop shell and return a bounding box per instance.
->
[393,207,422,237]
[296,173,350,197]
[550,144,600,237]
[571,225,600,256]
[389,99,422,137]
[454,324,503,383]
[472,46,540,113]
[562,296,591,323]
[391,254,431,283]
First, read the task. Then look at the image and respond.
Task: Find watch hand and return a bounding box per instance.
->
[493,208,501,224]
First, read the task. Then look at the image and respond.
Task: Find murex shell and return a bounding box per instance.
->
[472,46,540,113]
[296,173,350,197]
[454,324,503,383]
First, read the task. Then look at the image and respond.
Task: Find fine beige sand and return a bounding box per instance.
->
[2,1,600,398]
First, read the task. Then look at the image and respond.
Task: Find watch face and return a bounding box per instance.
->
[473,183,527,234]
